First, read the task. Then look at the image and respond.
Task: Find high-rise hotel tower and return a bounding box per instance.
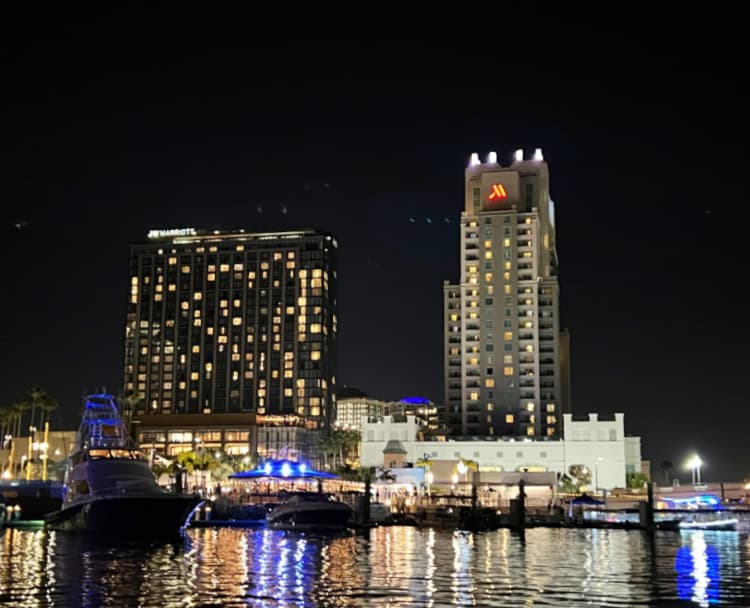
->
[443,149,571,439]
[123,228,338,463]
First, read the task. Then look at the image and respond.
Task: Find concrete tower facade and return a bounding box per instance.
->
[443,149,570,438]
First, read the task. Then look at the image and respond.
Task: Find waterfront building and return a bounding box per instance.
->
[360,412,641,491]
[336,395,438,431]
[123,228,338,464]
[443,149,571,439]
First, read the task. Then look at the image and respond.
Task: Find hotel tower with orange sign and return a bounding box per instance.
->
[442,149,571,438]
[123,228,338,464]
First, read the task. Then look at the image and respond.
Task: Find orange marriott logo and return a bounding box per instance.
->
[488,184,507,200]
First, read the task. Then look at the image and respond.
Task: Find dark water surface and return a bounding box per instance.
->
[1,526,749,606]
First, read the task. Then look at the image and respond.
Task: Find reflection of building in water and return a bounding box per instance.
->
[675,532,720,607]
[0,528,45,601]
[247,528,360,605]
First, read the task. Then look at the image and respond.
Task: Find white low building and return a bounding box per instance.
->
[360,413,642,491]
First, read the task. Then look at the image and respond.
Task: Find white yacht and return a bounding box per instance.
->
[44,394,202,536]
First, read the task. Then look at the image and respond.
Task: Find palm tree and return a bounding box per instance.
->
[11,400,28,439]
[341,429,361,463]
[119,391,143,427]
[320,434,341,469]
[23,386,56,432]
[659,460,674,486]
[376,467,396,483]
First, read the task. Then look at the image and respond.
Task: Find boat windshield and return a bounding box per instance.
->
[87,449,147,461]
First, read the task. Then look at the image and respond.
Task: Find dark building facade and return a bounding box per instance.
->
[123,228,338,464]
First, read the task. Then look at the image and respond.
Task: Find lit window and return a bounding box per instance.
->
[504,262,511,270]
[190,372,199,381]
[526,402,534,411]
[503,367,513,376]
[168,257,177,265]
[207,273,215,281]
[311,351,321,361]
[527,427,535,436]
[192,345,200,354]
[232,318,242,326]
[485,379,495,388]
[220,264,230,272]
[546,404,555,412]
[310,323,321,333]
[504,331,513,341]
[469,392,479,401]
[505,414,514,424]
[504,238,510,247]
[485,273,493,282]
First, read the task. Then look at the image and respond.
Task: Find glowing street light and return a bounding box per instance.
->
[686,455,703,485]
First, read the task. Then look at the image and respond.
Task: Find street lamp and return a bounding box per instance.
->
[687,454,703,485]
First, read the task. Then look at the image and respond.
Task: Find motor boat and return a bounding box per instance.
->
[44,394,202,537]
[266,490,353,531]
[678,517,739,531]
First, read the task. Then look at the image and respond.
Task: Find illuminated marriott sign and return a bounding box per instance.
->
[147,228,197,239]
[488,184,507,201]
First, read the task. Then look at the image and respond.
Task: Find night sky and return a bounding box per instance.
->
[2,11,748,481]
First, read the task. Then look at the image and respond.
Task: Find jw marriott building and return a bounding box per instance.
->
[443,149,571,439]
[123,228,338,463]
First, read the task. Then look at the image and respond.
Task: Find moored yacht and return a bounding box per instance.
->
[44,394,202,536]
[267,491,353,531]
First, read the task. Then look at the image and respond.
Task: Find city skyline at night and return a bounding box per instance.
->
[2,12,748,481]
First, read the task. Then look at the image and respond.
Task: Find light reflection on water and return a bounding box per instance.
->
[1,526,749,606]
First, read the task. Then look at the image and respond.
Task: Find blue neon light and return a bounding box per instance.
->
[662,494,722,509]
[230,459,338,480]
[399,396,432,405]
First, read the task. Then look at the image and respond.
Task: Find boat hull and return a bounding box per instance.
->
[268,502,353,531]
[44,494,203,537]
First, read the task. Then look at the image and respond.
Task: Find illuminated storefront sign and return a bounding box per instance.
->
[147,228,197,238]
[488,184,507,201]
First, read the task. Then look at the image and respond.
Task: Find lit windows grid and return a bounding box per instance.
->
[124,234,337,428]
[450,171,562,439]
